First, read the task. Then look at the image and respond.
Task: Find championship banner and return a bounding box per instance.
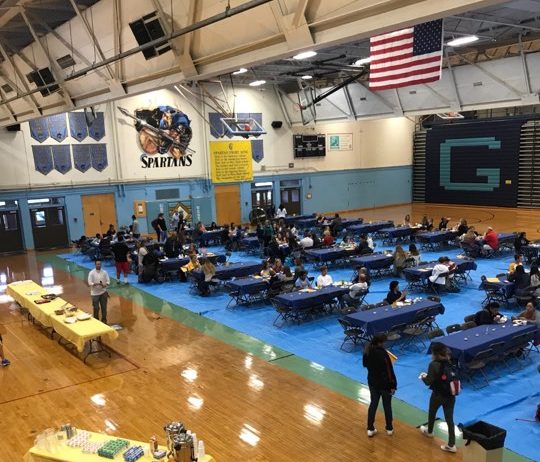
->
[51,145,72,174]
[90,144,108,171]
[210,140,253,183]
[47,114,68,142]
[68,112,88,142]
[32,146,53,175]
[29,118,49,143]
[88,112,106,141]
[72,144,91,172]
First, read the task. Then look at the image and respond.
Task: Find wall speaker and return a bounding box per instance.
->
[6,124,20,132]
[271,121,283,129]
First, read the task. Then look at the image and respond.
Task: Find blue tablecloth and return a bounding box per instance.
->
[522,244,540,259]
[416,230,458,244]
[403,258,477,281]
[317,218,363,229]
[304,247,353,263]
[351,253,394,270]
[380,226,414,238]
[240,237,260,248]
[433,322,538,364]
[274,286,348,310]
[479,276,515,298]
[227,277,269,295]
[199,229,224,246]
[282,214,314,224]
[348,221,394,234]
[159,253,226,272]
[191,261,262,281]
[497,232,515,246]
[344,299,445,336]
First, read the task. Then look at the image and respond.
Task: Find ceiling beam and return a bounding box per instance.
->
[20,10,74,108]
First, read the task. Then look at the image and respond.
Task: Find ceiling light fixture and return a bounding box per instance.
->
[447,35,479,47]
[249,80,266,87]
[293,50,317,60]
[233,68,248,75]
[301,75,313,80]
[353,57,371,66]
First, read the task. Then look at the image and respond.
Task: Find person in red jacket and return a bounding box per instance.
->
[483,227,499,253]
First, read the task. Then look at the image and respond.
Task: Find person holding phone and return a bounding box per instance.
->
[87,260,110,324]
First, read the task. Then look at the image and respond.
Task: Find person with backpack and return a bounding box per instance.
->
[151,213,167,242]
[362,334,397,437]
[419,342,460,453]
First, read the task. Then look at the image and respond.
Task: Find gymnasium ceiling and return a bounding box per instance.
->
[0,0,537,125]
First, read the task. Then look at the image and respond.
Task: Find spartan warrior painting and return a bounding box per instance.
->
[119,105,192,159]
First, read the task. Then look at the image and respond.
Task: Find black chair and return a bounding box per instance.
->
[272,299,296,326]
[403,270,424,293]
[338,318,368,351]
[462,348,497,389]
[502,333,534,370]
[427,295,441,303]
[446,324,462,334]
[427,328,445,340]
[384,323,407,350]
[460,321,477,330]
[463,314,476,323]
[480,275,510,307]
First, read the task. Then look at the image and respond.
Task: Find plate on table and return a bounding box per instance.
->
[77,313,92,321]
[64,317,77,324]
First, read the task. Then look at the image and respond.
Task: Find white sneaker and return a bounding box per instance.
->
[367,429,377,437]
[441,445,457,453]
[386,429,393,436]
[419,425,434,438]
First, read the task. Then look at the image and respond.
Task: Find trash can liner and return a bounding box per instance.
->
[459,421,507,451]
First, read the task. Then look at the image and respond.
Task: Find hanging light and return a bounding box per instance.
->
[301,75,313,80]
[233,68,248,75]
[353,57,371,66]
[249,80,266,87]
[293,50,317,60]
[447,35,479,47]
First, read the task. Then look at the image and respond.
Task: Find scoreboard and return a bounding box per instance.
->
[293,134,326,158]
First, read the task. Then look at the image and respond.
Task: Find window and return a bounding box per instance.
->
[3,212,18,231]
[280,179,301,187]
[33,210,46,227]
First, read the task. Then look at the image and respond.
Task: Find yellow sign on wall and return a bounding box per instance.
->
[210,140,253,183]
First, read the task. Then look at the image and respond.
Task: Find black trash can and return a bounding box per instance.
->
[460,421,506,462]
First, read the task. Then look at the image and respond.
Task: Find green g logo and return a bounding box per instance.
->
[440,137,501,191]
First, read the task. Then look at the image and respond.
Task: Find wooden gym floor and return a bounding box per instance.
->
[1,204,537,462]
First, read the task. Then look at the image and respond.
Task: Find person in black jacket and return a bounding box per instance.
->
[419,343,457,453]
[474,302,501,326]
[362,333,397,437]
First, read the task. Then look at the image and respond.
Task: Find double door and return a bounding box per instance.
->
[81,193,117,236]
[30,206,69,250]
[280,187,301,215]
[0,209,24,254]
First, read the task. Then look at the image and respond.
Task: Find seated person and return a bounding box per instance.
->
[482,227,499,253]
[474,302,501,326]
[357,234,373,255]
[339,235,355,248]
[260,260,272,278]
[293,258,305,281]
[267,237,282,260]
[275,204,287,219]
[461,229,481,256]
[429,256,451,289]
[141,250,159,283]
[514,302,539,325]
[164,231,180,258]
[197,258,217,296]
[311,232,321,248]
[421,216,433,231]
[316,265,333,288]
[514,232,530,253]
[179,254,200,282]
[530,264,540,296]
[342,274,368,308]
[279,266,294,283]
[351,266,372,287]
[508,264,532,296]
[299,232,314,249]
[392,245,407,276]
[322,231,335,247]
[438,217,450,230]
[315,214,325,224]
[403,214,411,227]
[456,218,469,236]
[295,270,311,289]
[272,258,284,274]
[508,254,523,274]
[385,280,406,305]
[407,243,421,265]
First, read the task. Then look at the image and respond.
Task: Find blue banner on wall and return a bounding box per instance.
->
[90,144,108,171]
[51,145,72,174]
[72,145,91,172]
[68,112,88,142]
[88,112,105,141]
[29,118,49,143]
[251,139,264,162]
[47,114,68,142]
[32,145,53,175]
[425,120,523,207]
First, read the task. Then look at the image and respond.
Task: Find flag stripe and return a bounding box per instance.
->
[369,71,441,89]
[370,36,413,52]
[369,20,442,91]
[370,52,441,70]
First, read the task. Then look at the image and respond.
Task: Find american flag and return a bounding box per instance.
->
[369,19,443,91]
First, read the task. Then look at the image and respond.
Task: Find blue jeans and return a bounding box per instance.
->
[367,387,393,431]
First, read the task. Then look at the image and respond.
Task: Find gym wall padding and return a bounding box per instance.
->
[425,120,523,207]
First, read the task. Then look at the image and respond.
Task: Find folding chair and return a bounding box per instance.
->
[446,324,462,334]
[427,328,445,341]
[338,318,368,351]
[272,299,296,326]
[403,270,425,293]
[462,348,497,389]
[384,323,407,351]
[502,333,534,370]
[480,276,510,307]
[460,321,477,330]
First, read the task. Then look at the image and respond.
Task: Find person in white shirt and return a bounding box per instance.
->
[428,256,450,289]
[367,236,375,250]
[316,265,333,288]
[299,233,314,249]
[275,204,287,219]
[295,271,311,289]
[343,274,368,308]
[87,260,110,324]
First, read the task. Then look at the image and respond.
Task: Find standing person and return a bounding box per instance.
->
[137,241,148,280]
[170,209,180,233]
[363,334,397,437]
[275,204,287,219]
[419,343,458,453]
[87,260,110,324]
[111,234,130,284]
[131,215,140,239]
[0,333,10,367]
[152,213,167,243]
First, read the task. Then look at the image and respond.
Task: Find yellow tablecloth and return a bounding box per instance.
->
[6,281,118,353]
[24,431,216,462]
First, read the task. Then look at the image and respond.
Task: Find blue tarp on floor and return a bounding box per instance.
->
[58,244,539,461]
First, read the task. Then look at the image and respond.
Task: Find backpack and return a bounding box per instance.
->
[435,360,461,396]
[151,219,159,230]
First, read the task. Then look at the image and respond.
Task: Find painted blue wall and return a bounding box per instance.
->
[0,165,411,249]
